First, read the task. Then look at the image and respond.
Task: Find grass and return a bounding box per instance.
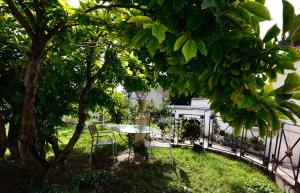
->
[1,126,281,193]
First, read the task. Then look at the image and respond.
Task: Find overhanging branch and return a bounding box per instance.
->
[46,20,113,40]
[86,4,145,13]
[4,0,34,38]
[17,0,36,23]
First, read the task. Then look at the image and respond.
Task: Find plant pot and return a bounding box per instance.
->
[263,158,269,166]
[220,140,225,146]
[137,99,148,115]
[219,130,225,136]
[158,124,166,132]
[193,144,204,153]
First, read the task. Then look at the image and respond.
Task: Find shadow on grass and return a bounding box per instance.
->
[51,146,190,193]
[0,144,190,193]
[73,146,188,191]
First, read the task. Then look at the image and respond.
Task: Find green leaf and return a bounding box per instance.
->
[168,66,184,75]
[263,83,274,96]
[80,1,87,11]
[182,39,197,62]
[198,69,212,81]
[201,0,216,9]
[282,101,300,119]
[233,116,244,136]
[275,93,293,104]
[240,1,271,20]
[174,34,188,51]
[270,113,280,131]
[131,29,150,48]
[231,87,244,104]
[147,37,159,56]
[128,16,153,24]
[208,74,219,90]
[187,9,202,31]
[197,40,207,56]
[211,46,222,64]
[58,0,75,14]
[277,73,300,93]
[290,31,300,41]
[257,118,267,137]
[256,0,265,4]
[152,23,168,43]
[268,108,280,131]
[236,95,260,110]
[263,24,280,42]
[173,0,186,11]
[251,17,260,34]
[225,7,251,24]
[290,14,300,35]
[157,0,165,5]
[293,93,300,100]
[276,106,297,123]
[282,0,295,33]
[244,113,255,130]
[167,55,186,65]
[280,62,296,70]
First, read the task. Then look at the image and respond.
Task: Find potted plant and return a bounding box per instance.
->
[219,130,225,145]
[223,132,232,146]
[248,137,265,154]
[157,116,171,134]
[181,119,201,145]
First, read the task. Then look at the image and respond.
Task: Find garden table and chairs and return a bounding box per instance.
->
[105,124,155,161]
[88,123,174,164]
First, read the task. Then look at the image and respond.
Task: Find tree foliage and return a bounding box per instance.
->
[121,0,300,136]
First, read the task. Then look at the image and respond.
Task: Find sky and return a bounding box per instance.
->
[261,0,300,38]
[68,0,300,38]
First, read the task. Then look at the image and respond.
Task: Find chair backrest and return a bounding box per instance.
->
[88,124,97,135]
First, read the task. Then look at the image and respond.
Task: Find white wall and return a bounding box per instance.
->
[128,88,168,107]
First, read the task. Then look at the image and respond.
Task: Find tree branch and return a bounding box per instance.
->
[46,20,113,40]
[4,0,34,38]
[17,0,36,23]
[86,4,145,13]
[34,0,44,26]
[46,21,82,40]
[46,20,66,40]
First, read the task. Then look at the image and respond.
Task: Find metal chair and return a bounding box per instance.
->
[146,127,175,167]
[88,124,117,163]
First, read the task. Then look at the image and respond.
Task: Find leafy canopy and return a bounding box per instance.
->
[121,0,300,137]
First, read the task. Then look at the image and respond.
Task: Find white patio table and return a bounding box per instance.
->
[104,124,157,161]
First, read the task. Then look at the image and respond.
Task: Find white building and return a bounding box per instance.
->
[126,87,169,107]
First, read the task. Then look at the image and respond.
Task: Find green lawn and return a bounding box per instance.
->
[2,126,281,193]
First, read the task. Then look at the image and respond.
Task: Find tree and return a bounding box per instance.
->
[1,1,153,176]
[120,0,300,136]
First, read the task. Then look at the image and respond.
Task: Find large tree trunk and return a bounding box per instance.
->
[18,41,48,175]
[0,111,7,158]
[46,77,96,178]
